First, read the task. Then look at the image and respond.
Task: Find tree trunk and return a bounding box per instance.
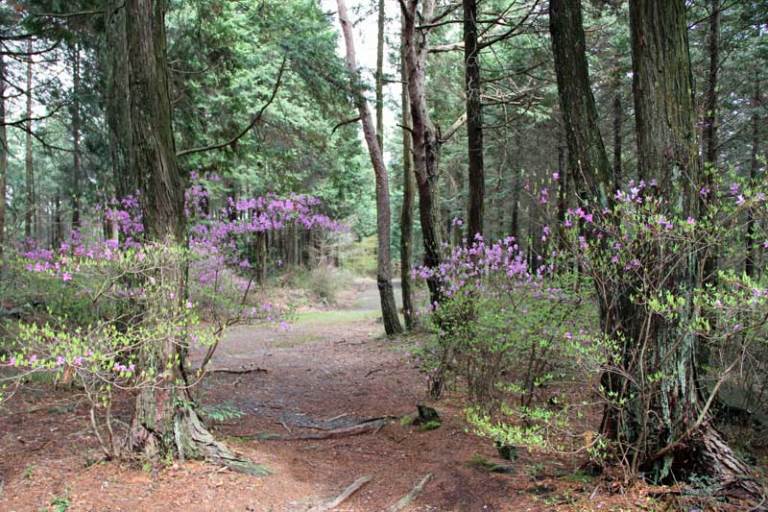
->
[119,0,259,472]
[400,16,417,330]
[0,52,7,266]
[25,41,35,241]
[71,43,82,230]
[463,0,484,241]
[337,0,403,335]
[702,0,720,167]
[625,0,762,497]
[549,0,611,204]
[401,0,443,304]
[105,0,135,199]
[745,74,762,277]
[612,94,622,191]
[375,0,385,151]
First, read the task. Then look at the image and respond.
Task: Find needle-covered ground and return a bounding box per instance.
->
[0,279,726,511]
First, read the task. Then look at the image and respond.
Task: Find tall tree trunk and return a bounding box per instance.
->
[337,0,402,335]
[463,0,484,241]
[119,0,259,472]
[745,74,762,277]
[0,52,7,266]
[71,43,82,230]
[626,0,762,496]
[510,164,521,241]
[401,0,443,304]
[612,94,622,191]
[375,0,385,150]
[105,0,135,199]
[400,16,417,330]
[25,41,35,241]
[702,0,720,167]
[549,0,611,204]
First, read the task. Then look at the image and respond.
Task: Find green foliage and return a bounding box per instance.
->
[200,402,245,423]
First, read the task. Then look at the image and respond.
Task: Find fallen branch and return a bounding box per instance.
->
[308,475,372,512]
[387,473,432,512]
[289,417,394,440]
[204,366,268,375]
[238,416,396,441]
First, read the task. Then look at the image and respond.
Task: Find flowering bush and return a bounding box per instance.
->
[415,237,603,452]
[0,180,342,456]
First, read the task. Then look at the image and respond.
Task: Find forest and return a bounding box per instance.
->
[0,0,766,510]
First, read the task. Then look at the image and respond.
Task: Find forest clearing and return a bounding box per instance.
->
[0,0,767,511]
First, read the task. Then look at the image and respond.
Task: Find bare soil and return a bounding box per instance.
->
[0,279,756,511]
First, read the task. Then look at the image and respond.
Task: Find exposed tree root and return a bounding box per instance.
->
[386,473,432,512]
[308,475,372,512]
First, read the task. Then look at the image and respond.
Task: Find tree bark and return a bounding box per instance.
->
[71,43,82,230]
[375,0,385,151]
[400,15,417,330]
[337,0,403,335]
[119,0,258,471]
[612,94,622,191]
[745,74,762,277]
[0,52,7,265]
[25,40,35,241]
[463,0,484,241]
[702,0,720,167]
[105,0,135,199]
[549,0,611,204]
[626,0,762,497]
[401,0,443,304]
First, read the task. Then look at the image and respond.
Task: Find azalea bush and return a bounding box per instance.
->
[415,237,604,452]
[416,171,768,467]
[0,177,342,456]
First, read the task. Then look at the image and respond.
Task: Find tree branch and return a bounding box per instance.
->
[330,116,361,135]
[176,56,288,158]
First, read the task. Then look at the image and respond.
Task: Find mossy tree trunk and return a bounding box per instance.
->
[113,0,262,473]
[624,0,762,497]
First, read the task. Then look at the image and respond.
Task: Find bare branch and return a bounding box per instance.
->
[177,56,287,158]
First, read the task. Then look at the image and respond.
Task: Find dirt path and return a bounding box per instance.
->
[0,279,632,511]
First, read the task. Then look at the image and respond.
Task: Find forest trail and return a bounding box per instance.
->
[1,279,621,512]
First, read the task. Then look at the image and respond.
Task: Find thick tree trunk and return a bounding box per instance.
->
[400,17,417,330]
[105,0,135,199]
[463,0,484,241]
[625,0,761,497]
[25,42,35,241]
[549,0,611,204]
[401,0,443,304]
[119,0,260,472]
[71,44,82,230]
[337,0,402,335]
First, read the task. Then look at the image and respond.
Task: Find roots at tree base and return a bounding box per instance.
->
[129,386,269,476]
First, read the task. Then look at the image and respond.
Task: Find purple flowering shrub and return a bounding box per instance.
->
[415,236,600,451]
[0,179,342,453]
